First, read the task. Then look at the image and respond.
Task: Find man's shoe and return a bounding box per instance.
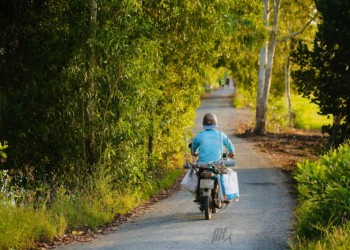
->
[214,199,223,209]
[223,200,232,204]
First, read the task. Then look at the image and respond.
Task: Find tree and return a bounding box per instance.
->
[254,0,282,135]
[254,0,317,134]
[275,0,317,127]
[0,0,266,189]
[292,0,350,145]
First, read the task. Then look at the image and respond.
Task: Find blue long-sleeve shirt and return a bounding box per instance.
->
[191,129,234,163]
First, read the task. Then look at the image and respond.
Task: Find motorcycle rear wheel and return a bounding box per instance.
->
[204,196,212,220]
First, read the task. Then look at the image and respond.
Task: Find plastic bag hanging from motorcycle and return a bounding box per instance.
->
[219,169,239,201]
[180,169,198,195]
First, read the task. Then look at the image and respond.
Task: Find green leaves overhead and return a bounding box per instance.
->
[0,0,264,187]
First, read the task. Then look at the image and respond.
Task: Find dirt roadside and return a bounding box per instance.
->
[235,124,328,171]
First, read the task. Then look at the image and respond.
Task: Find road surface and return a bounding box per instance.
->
[62,87,295,250]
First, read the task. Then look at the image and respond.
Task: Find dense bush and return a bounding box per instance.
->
[294,142,350,239]
[0,0,263,187]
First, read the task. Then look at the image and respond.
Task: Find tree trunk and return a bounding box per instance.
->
[254,0,269,134]
[254,0,281,135]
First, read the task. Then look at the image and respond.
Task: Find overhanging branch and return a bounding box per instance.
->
[276,12,319,43]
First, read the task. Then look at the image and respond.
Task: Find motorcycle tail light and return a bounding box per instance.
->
[201,171,214,178]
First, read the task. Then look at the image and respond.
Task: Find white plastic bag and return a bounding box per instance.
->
[217,175,224,201]
[180,169,198,195]
[219,169,239,200]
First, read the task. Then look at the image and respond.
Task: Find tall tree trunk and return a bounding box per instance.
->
[254,0,269,134]
[255,44,268,133]
[254,0,281,135]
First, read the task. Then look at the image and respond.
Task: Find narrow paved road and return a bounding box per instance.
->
[62,87,295,250]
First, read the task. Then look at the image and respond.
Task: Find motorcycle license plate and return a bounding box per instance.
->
[200,179,214,189]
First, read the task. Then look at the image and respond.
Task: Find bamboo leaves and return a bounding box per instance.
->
[0,0,266,188]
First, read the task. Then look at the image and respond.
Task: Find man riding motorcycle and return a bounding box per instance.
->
[190,113,235,203]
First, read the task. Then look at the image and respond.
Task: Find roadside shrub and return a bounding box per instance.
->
[0,160,183,248]
[48,168,183,232]
[232,88,254,109]
[291,221,350,250]
[113,168,183,214]
[293,142,350,239]
[0,205,56,250]
[266,96,289,132]
[49,171,117,231]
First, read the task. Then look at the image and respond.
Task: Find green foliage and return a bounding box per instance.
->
[232,87,255,109]
[0,0,269,189]
[223,1,266,91]
[292,95,332,130]
[0,141,7,159]
[290,221,350,250]
[0,205,56,250]
[50,186,115,231]
[232,89,331,132]
[256,93,330,131]
[292,0,350,145]
[293,142,350,239]
[49,168,130,230]
[266,96,291,132]
[0,0,263,187]
[113,168,183,214]
[0,168,183,248]
[0,1,269,248]
[51,168,184,229]
[271,0,317,97]
[0,0,90,174]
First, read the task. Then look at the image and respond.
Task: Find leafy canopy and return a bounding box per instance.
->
[292,0,350,145]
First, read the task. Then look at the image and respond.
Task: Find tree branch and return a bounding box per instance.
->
[276,12,319,43]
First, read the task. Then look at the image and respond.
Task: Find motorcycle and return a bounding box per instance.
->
[183,155,236,220]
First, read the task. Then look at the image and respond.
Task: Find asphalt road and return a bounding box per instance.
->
[62,87,295,250]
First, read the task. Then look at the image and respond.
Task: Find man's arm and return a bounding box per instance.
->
[222,133,235,154]
[190,137,200,156]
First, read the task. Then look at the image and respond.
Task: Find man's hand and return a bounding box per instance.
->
[228,152,235,159]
